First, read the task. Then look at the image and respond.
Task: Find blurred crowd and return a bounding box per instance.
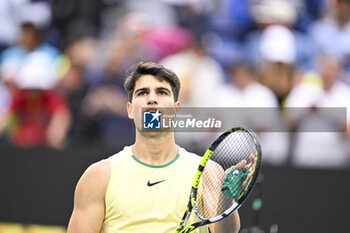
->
[0,0,350,169]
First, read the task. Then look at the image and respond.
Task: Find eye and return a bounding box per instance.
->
[137,91,147,96]
[159,90,168,95]
[158,88,171,96]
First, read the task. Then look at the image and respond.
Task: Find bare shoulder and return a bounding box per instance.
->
[68,160,110,233]
[75,159,111,200]
[84,159,110,180]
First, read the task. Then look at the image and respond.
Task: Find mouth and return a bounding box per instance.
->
[144,108,159,112]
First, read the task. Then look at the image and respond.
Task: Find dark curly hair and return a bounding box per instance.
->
[124,61,181,102]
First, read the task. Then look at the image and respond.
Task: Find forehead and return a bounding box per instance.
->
[134,74,172,90]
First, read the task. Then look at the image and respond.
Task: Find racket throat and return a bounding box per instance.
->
[177,225,196,233]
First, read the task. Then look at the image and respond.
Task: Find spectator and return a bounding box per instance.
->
[0,2,71,149]
[2,84,71,149]
[245,0,315,105]
[284,54,350,169]
[78,15,143,147]
[160,33,225,151]
[217,62,278,108]
[216,61,289,165]
[160,34,225,107]
[258,24,298,105]
[58,34,98,145]
[0,2,60,90]
[308,0,350,72]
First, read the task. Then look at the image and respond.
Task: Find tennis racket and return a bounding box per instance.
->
[176,127,261,233]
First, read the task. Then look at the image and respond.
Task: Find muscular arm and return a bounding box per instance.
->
[67,160,110,233]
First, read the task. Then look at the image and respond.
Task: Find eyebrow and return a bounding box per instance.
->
[156,87,171,94]
[134,87,172,95]
[134,87,149,95]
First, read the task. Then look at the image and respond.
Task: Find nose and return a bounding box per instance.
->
[147,91,158,105]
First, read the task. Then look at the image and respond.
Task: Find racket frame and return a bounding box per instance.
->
[175,127,262,233]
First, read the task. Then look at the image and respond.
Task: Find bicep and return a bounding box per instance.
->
[67,161,110,233]
[67,202,104,233]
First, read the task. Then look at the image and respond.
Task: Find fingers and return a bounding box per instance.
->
[225,154,256,180]
[242,154,256,186]
[250,154,256,165]
[236,160,247,169]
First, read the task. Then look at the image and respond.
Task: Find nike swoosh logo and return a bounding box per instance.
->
[147,180,165,186]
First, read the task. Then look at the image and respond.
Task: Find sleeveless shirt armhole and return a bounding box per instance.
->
[104,156,116,216]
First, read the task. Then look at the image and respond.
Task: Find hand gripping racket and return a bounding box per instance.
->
[175,127,262,233]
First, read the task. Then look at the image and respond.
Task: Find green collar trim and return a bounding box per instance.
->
[131,153,180,168]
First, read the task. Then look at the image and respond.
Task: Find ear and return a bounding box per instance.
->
[174,101,180,114]
[126,102,133,119]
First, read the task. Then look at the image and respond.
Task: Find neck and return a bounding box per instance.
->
[132,131,178,166]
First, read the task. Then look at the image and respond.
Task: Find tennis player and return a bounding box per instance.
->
[67,62,241,233]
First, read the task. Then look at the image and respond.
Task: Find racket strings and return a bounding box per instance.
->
[195,130,257,219]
